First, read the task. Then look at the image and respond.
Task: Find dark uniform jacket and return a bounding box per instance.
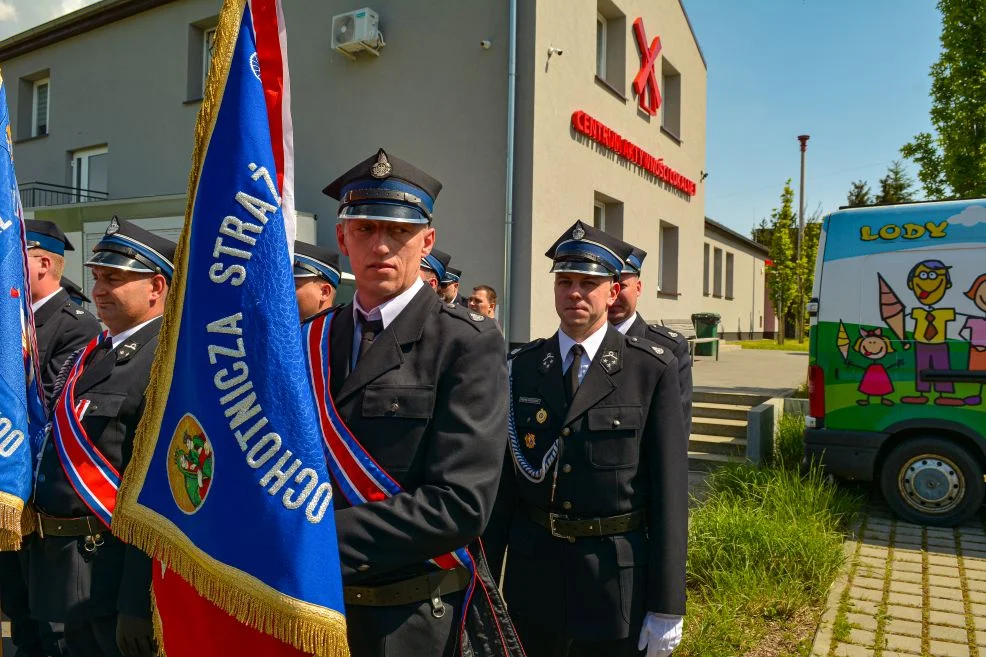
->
[625,312,693,434]
[28,318,159,623]
[34,289,101,401]
[324,286,508,585]
[485,326,688,642]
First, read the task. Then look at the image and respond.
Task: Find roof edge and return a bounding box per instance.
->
[704,217,769,255]
[676,0,707,70]
[0,0,178,62]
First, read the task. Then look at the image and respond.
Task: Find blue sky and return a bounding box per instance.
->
[681,0,942,237]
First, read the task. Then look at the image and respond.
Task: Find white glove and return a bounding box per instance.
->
[637,612,683,657]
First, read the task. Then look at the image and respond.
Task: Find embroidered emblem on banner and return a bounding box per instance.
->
[535,408,548,424]
[524,433,536,449]
[167,414,214,515]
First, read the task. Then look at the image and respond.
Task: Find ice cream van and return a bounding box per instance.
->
[805,198,986,526]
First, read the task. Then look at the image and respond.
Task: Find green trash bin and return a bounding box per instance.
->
[691,312,721,357]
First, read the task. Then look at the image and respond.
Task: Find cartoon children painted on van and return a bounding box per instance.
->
[849,327,900,406]
[902,259,963,406]
[960,273,986,405]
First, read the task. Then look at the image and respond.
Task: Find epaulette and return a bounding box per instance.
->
[647,323,686,344]
[626,334,675,366]
[62,302,95,321]
[508,338,545,360]
[442,302,494,332]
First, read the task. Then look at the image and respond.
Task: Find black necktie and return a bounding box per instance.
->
[356,315,384,366]
[566,344,584,401]
[86,339,114,367]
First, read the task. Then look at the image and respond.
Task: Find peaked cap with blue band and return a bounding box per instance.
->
[622,246,647,275]
[85,216,177,281]
[420,248,451,283]
[294,240,341,288]
[322,148,443,225]
[442,266,462,285]
[25,220,74,255]
[545,220,631,278]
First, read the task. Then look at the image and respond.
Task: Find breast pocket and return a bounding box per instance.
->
[587,406,642,469]
[361,384,436,420]
[78,393,128,465]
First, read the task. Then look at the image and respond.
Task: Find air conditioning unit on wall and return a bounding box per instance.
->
[331,8,385,60]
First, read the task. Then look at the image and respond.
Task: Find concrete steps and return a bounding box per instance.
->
[688,390,771,471]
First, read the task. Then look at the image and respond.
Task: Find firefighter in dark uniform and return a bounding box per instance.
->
[25,220,102,400]
[0,221,100,657]
[439,266,467,306]
[28,218,176,657]
[485,221,688,657]
[320,149,508,656]
[418,247,451,292]
[608,245,694,434]
[293,240,342,322]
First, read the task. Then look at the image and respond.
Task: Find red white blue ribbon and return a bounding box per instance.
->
[49,332,120,528]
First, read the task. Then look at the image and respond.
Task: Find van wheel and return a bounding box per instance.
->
[879,437,984,527]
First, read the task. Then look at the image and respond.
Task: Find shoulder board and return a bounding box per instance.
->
[508,338,545,360]
[62,302,95,321]
[442,302,495,331]
[625,335,675,365]
[647,323,686,344]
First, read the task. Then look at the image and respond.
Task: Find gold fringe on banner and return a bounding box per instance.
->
[114,0,349,655]
[0,491,31,551]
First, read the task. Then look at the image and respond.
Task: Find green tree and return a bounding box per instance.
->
[846,180,873,207]
[767,181,798,344]
[901,0,986,199]
[874,160,915,205]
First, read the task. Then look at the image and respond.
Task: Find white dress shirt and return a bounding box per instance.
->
[613,313,638,335]
[110,316,161,349]
[557,320,609,385]
[351,277,425,366]
[31,289,62,313]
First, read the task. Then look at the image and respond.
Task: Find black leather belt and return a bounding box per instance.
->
[344,567,471,615]
[36,513,103,538]
[526,506,645,541]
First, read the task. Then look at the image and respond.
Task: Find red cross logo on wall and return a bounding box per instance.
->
[632,17,662,116]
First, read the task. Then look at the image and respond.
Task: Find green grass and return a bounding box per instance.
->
[774,412,808,470]
[735,339,810,351]
[678,439,863,656]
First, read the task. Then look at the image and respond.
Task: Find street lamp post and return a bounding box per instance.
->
[796,134,810,343]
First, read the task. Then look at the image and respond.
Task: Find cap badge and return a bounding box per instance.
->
[572,226,585,240]
[370,151,392,179]
[535,409,548,424]
[106,216,120,235]
[524,432,537,449]
[600,350,619,372]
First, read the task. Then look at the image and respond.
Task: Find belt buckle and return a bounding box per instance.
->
[548,513,574,542]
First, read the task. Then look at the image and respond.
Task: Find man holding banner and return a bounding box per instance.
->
[302,148,521,656]
[27,218,175,657]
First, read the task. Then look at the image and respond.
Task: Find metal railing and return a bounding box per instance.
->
[19,182,108,209]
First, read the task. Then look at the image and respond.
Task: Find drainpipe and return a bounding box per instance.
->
[501,0,517,344]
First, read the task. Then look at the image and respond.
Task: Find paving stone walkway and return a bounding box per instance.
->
[812,506,986,657]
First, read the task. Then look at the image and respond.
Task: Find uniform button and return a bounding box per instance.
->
[562,501,572,510]
[562,464,572,474]
[612,419,621,428]
[357,564,370,572]
[561,427,571,437]
[630,337,639,342]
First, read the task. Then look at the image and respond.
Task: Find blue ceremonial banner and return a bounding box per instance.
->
[113,1,348,655]
[0,69,46,550]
